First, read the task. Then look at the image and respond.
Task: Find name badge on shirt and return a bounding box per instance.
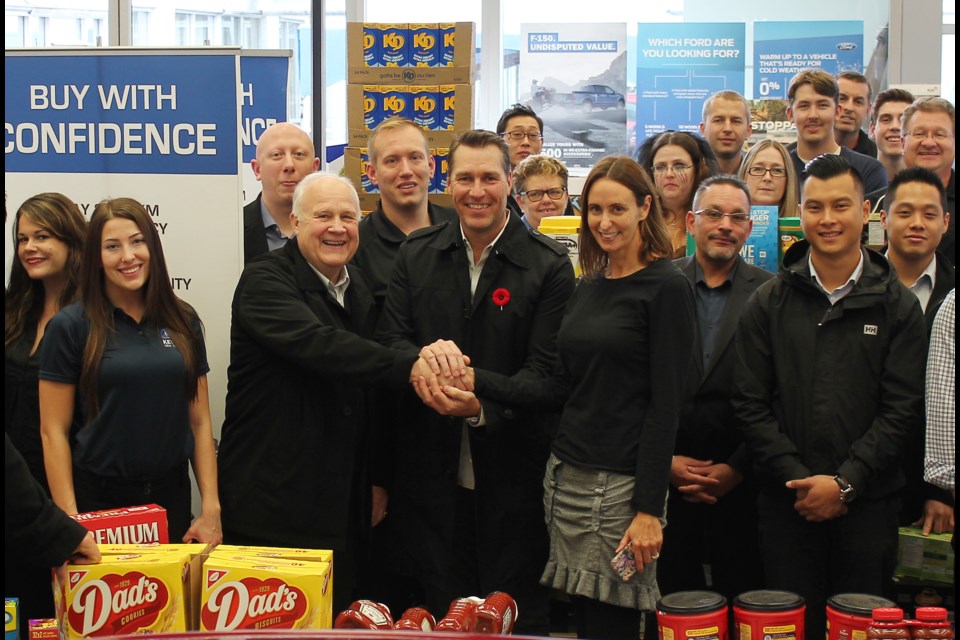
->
[160,328,175,348]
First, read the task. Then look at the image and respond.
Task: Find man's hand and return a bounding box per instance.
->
[913,500,954,535]
[70,531,101,565]
[418,340,470,380]
[787,475,848,521]
[412,380,482,418]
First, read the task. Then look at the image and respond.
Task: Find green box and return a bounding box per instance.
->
[895,526,955,584]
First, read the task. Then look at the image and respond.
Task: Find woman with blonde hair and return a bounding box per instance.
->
[40,197,221,544]
[738,139,800,218]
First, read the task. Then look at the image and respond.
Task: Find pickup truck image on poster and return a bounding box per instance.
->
[521,23,627,170]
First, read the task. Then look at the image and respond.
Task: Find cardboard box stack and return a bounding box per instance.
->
[49,543,334,636]
[345,22,475,213]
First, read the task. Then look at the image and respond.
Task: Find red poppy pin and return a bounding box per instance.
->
[492,288,511,311]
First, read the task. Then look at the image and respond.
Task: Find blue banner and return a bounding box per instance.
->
[635,23,745,142]
[754,21,863,100]
[239,54,289,163]
[5,54,239,174]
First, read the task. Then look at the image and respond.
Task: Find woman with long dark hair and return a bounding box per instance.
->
[39,197,221,544]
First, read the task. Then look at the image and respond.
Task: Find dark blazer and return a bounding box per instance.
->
[218,240,417,559]
[242,194,270,265]
[376,214,575,600]
[674,256,775,471]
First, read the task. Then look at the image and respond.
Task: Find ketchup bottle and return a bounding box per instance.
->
[435,597,483,632]
[475,591,519,634]
[333,599,394,629]
[394,607,437,630]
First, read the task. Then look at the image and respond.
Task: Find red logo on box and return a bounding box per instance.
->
[71,504,169,544]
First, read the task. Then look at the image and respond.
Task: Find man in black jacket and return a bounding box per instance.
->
[219,173,433,613]
[377,130,574,635]
[734,155,926,637]
[660,175,773,599]
[242,122,319,264]
[880,167,955,536]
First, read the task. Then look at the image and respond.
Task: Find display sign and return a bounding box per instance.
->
[754,21,864,100]
[635,22,746,141]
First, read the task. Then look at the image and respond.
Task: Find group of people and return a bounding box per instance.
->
[4,64,954,640]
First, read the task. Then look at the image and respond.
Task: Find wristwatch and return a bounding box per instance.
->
[465,413,482,427]
[833,474,858,503]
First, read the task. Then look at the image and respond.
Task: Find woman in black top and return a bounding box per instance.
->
[4,192,87,628]
[429,156,696,639]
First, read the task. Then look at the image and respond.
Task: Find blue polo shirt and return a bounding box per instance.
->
[39,301,209,479]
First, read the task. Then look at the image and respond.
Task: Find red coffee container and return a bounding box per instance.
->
[733,590,805,640]
[658,591,729,640]
[827,594,897,640]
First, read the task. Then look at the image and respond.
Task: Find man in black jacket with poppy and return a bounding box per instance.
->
[377,129,574,635]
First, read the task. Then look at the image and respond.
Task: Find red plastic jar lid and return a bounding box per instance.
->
[915,607,949,622]
[872,608,905,622]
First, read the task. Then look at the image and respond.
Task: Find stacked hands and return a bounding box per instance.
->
[409,340,479,417]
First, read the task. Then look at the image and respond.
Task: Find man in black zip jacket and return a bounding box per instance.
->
[734,154,926,638]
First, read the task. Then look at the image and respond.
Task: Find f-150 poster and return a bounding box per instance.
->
[520,23,627,171]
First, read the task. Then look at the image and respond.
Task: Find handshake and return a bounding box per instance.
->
[409,339,480,418]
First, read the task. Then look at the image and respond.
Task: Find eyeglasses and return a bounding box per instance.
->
[695,209,751,224]
[519,187,566,201]
[501,131,544,141]
[747,166,787,178]
[652,163,692,175]
[904,129,951,141]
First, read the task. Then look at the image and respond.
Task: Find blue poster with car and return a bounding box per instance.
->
[754,21,863,100]
[635,22,745,145]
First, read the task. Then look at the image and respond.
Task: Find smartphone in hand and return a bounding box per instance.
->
[610,545,637,581]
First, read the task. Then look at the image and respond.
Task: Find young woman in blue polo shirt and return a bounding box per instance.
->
[39,198,221,544]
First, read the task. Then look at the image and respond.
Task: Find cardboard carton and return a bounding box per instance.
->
[347,22,474,84]
[70,504,168,545]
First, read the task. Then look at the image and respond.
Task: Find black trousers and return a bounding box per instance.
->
[757,490,900,639]
[657,483,764,600]
[73,463,192,542]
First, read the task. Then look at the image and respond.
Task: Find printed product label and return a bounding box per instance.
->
[740,622,752,640]
[763,623,797,640]
[687,625,720,640]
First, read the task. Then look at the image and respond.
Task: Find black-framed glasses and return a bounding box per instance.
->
[502,131,544,141]
[519,187,566,202]
[695,209,751,224]
[747,166,787,178]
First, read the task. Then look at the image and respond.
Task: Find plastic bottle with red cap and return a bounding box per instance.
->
[868,608,911,640]
[394,607,437,631]
[435,597,483,632]
[911,607,953,640]
[333,599,394,629]
[474,591,519,634]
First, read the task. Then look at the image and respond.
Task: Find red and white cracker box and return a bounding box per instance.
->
[97,543,213,631]
[27,618,58,639]
[70,504,168,544]
[55,551,190,638]
[200,557,333,631]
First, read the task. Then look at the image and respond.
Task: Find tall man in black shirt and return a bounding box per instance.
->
[659,175,773,599]
[377,130,574,635]
[734,155,926,637]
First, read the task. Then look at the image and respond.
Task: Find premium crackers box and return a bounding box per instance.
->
[70,503,168,545]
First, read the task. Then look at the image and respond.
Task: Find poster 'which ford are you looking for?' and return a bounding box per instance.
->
[635,22,746,144]
[520,23,627,170]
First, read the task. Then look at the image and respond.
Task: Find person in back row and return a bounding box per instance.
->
[497,104,545,218]
[786,69,887,197]
[243,122,319,264]
[835,70,878,158]
[700,90,751,175]
[513,154,571,232]
[869,87,915,181]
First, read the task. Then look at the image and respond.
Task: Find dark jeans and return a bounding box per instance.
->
[757,490,900,639]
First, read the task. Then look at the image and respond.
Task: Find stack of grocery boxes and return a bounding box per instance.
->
[344,22,475,214]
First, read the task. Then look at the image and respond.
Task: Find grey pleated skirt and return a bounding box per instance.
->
[541,453,664,611]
